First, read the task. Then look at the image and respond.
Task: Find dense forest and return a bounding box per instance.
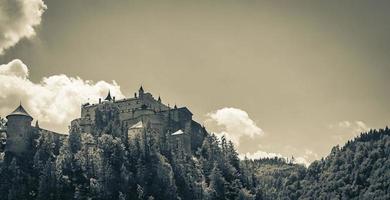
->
[242,128,390,200]
[0,111,389,199]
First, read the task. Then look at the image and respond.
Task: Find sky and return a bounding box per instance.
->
[0,0,389,165]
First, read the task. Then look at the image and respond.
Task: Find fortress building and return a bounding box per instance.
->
[71,86,207,153]
[3,87,207,157]
[4,104,65,157]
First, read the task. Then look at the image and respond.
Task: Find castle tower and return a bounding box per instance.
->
[5,103,33,156]
[139,86,144,99]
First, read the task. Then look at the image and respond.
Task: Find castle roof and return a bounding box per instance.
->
[104,90,112,101]
[7,104,32,119]
[130,121,143,129]
[171,129,184,136]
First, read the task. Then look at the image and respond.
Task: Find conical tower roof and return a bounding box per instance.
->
[7,103,32,119]
[104,90,112,101]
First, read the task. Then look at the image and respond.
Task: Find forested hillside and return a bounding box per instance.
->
[0,111,389,200]
[298,128,390,199]
[239,128,390,200]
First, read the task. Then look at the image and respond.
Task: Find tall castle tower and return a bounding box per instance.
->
[5,104,33,156]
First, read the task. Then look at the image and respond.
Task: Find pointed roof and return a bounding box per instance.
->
[130,121,143,129]
[158,96,161,102]
[139,85,144,92]
[171,129,184,136]
[7,103,32,119]
[104,90,112,101]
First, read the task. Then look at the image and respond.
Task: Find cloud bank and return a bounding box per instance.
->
[0,59,124,133]
[0,0,47,54]
[329,120,370,142]
[239,150,283,160]
[239,149,312,167]
[205,107,264,145]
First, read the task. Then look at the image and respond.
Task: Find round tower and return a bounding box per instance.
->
[5,104,33,156]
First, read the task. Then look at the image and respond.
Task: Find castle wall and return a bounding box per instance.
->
[190,121,207,152]
[81,92,170,123]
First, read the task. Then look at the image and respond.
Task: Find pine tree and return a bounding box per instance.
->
[209,164,227,200]
[37,161,57,200]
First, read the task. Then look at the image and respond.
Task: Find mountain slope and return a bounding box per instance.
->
[243,128,390,200]
[299,128,390,199]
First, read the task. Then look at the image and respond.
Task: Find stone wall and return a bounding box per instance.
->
[81,92,170,123]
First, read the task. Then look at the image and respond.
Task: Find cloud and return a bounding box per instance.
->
[239,150,311,167]
[0,59,28,78]
[329,120,370,142]
[294,149,319,167]
[205,108,319,167]
[0,0,47,54]
[294,156,310,167]
[205,107,264,145]
[239,150,283,160]
[0,59,124,133]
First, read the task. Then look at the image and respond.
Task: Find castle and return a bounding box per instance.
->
[2,87,207,157]
[71,86,207,153]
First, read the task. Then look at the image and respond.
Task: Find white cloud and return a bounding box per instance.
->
[205,107,264,145]
[304,149,319,160]
[205,107,313,165]
[294,149,319,167]
[239,150,283,160]
[329,120,370,142]
[0,0,47,54]
[239,150,311,167]
[355,121,369,132]
[0,59,29,78]
[338,121,351,128]
[0,59,124,133]
[294,156,310,167]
